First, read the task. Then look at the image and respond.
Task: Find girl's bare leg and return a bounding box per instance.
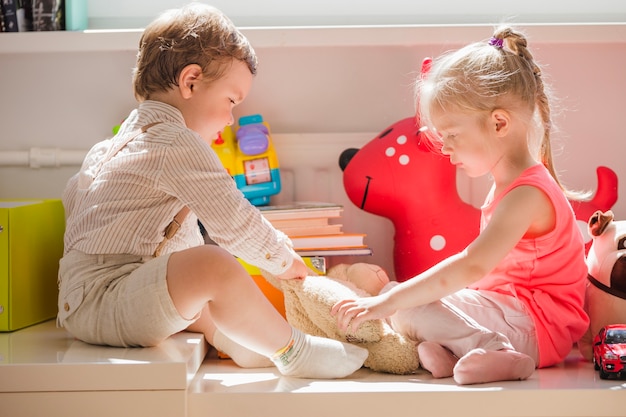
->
[166,245,367,378]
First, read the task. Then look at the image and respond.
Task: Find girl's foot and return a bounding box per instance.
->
[453,348,535,385]
[417,341,458,378]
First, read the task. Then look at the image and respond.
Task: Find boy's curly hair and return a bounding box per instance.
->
[133,3,257,101]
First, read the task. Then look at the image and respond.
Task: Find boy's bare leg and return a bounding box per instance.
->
[166,245,367,378]
[167,245,291,354]
[188,305,273,367]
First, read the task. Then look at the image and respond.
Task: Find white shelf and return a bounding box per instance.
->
[0,320,208,393]
[2,319,622,417]
[0,29,143,53]
[1,22,625,54]
[188,349,623,417]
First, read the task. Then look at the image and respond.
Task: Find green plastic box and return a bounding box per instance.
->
[0,199,65,331]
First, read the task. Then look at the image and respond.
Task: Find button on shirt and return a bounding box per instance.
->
[62,100,293,276]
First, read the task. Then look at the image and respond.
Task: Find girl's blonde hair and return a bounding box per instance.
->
[133,2,258,101]
[417,26,582,198]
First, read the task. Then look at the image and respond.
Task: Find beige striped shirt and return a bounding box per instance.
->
[62,100,293,275]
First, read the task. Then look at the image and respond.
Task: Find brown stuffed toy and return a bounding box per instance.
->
[578,210,626,360]
[263,263,421,375]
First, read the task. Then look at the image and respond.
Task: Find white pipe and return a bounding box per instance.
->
[0,148,87,168]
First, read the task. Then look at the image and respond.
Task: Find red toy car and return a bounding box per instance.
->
[592,324,626,379]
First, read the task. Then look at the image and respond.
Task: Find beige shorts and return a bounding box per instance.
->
[57,250,195,347]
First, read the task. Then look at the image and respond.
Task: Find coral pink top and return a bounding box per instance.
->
[470,164,589,367]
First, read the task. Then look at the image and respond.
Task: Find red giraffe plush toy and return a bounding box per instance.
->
[340,118,618,282]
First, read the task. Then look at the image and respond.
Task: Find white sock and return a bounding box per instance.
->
[271,328,368,379]
[212,329,274,368]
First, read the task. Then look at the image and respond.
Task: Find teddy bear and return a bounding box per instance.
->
[578,210,626,360]
[262,263,421,375]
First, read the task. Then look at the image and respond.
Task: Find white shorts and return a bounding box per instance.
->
[57,250,195,347]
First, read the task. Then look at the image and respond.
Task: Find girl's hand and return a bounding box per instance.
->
[331,294,396,333]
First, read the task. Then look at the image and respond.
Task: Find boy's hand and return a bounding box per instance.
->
[276,251,307,280]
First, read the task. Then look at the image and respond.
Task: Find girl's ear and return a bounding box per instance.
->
[491,109,510,137]
[179,64,203,99]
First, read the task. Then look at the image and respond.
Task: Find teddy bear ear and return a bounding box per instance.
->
[588,210,615,237]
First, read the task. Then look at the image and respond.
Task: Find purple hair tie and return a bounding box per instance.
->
[488,37,504,49]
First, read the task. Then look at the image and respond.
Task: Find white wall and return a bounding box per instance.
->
[2,28,624,204]
[1,21,625,278]
[86,0,626,28]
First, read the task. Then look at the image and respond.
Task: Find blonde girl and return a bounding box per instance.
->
[333,26,589,385]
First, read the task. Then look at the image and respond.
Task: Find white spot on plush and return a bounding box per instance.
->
[430,235,446,251]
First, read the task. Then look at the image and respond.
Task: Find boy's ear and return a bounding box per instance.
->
[491,109,510,137]
[179,64,203,99]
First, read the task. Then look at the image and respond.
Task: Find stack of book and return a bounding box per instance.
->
[259,202,371,257]
[0,0,68,32]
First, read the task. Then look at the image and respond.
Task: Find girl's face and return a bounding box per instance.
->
[430,108,503,178]
[184,59,253,144]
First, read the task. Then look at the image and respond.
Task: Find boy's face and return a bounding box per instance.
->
[182,59,253,144]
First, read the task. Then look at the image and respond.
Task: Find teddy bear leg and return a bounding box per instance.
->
[344,263,391,295]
